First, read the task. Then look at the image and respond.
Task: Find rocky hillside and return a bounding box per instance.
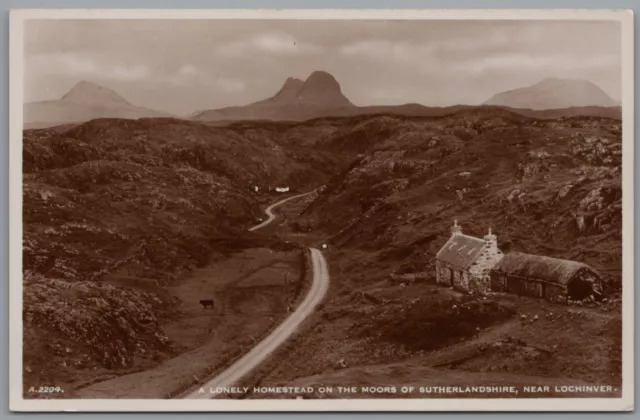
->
[297,109,622,287]
[21,108,623,393]
[24,81,171,129]
[485,78,619,110]
[22,117,348,390]
[244,109,623,394]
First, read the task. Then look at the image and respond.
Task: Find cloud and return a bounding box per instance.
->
[161,65,245,92]
[454,53,621,75]
[162,64,206,85]
[26,52,248,101]
[337,31,514,62]
[214,32,325,57]
[339,40,432,62]
[177,64,199,76]
[27,52,151,82]
[212,77,245,93]
[110,64,150,81]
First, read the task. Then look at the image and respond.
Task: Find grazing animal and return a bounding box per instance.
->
[199,299,214,309]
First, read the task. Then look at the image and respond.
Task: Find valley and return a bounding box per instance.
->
[22,104,622,399]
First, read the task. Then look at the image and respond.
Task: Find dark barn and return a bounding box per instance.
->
[490,252,603,303]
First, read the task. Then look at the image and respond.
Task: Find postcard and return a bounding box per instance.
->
[9,8,634,412]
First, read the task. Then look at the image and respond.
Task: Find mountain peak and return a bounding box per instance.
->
[61,81,132,107]
[285,76,304,85]
[274,77,304,102]
[253,71,354,108]
[305,70,338,83]
[298,70,354,107]
[484,78,617,110]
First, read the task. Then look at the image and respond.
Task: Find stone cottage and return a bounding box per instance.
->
[490,252,604,303]
[435,221,504,294]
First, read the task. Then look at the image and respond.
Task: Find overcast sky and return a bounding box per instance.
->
[24,19,621,116]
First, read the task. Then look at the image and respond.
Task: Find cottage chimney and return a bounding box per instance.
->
[450,220,462,236]
[484,227,498,249]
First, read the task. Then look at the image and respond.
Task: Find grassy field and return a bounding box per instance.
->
[73,247,303,398]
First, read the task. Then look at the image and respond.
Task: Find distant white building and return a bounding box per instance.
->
[275,186,290,193]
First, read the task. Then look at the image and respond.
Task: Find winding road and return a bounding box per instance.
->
[183,191,329,399]
[248,191,316,232]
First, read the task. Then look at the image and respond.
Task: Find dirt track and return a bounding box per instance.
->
[248,191,317,232]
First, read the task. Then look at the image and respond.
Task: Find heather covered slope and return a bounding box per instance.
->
[21,117,349,390]
[21,109,624,395]
[299,111,622,284]
[246,109,623,394]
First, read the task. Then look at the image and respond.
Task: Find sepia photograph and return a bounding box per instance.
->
[9,8,634,412]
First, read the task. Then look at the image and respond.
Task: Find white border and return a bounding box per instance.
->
[9,8,635,412]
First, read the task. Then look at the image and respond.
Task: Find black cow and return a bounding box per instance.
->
[199,299,214,309]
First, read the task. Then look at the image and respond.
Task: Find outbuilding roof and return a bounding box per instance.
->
[436,233,486,269]
[491,252,599,286]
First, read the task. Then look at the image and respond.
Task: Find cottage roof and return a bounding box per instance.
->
[436,233,486,269]
[491,252,599,286]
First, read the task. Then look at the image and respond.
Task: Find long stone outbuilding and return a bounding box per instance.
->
[435,221,604,303]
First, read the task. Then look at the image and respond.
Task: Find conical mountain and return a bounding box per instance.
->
[25,81,171,129]
[61,81,133,107]
[484,78,618,110]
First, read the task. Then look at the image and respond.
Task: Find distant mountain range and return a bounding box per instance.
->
[23,74,621,129]
[192,72,621,122]
[24,81,171,129]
